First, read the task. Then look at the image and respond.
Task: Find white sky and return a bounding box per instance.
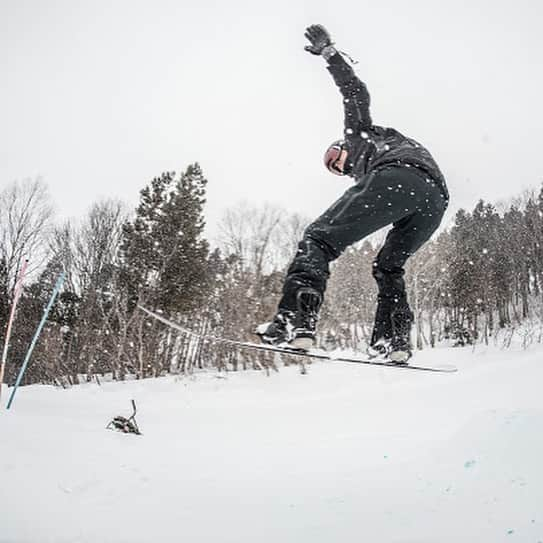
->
[1,0,542,240]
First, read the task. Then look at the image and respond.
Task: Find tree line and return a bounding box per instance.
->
[1,167,542,386]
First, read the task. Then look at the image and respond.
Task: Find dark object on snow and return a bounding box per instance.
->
[107,399,141,435]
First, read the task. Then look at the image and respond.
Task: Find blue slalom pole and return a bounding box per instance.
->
[6,272,66,409]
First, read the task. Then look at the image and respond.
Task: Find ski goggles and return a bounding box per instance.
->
[324,141,348,175]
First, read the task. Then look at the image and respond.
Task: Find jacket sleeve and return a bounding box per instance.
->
[326,53,372,140]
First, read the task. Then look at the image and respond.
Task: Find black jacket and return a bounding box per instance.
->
[327,53,449,201]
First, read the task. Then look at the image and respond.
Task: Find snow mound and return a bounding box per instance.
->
[1,345,542,542]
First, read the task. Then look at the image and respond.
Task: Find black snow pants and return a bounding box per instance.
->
[277,165,448,342]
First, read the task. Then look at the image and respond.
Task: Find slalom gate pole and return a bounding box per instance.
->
[6,271,65,410]
[0,259,29,401]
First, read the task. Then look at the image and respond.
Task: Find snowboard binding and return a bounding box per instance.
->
[107,399,141,435]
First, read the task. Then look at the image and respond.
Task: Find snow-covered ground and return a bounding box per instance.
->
[1,345,543,543]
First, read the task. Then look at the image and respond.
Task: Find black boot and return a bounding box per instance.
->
[257,288,322,350]
[367,296,393,358]
[367,339,390,359]
[289,288,322,350]
[390,309,414,364]
[256,310,295,346]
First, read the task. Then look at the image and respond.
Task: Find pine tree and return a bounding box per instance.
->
[121,164,210,315]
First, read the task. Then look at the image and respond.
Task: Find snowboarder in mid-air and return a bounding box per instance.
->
[257,24,449,363]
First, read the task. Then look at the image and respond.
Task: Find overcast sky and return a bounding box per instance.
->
[1,0,542,240]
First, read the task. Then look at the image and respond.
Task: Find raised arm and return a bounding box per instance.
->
[326,53,372,137]
[304,25,372,142]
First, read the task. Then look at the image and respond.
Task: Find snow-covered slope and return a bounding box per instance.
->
[1,345,542,543]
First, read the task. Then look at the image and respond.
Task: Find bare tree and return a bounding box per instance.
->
[217,201,310,276]
[72,199,127,295]
[0,178,54,289]
[276,212,310,265]
[46,199,129,379]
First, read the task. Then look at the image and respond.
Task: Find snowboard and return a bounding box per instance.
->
[138,306,457,373]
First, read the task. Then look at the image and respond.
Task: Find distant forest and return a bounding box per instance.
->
[2,165,543,385]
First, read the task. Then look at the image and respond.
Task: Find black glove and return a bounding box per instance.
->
[304,24,333,56]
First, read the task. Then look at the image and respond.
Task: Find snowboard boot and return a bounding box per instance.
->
[368,297,394,359]
[256,310,296,346]
[256,288,322,350]
[389,309,414,364]
[289,287,322,350]
[366,338,391,359]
